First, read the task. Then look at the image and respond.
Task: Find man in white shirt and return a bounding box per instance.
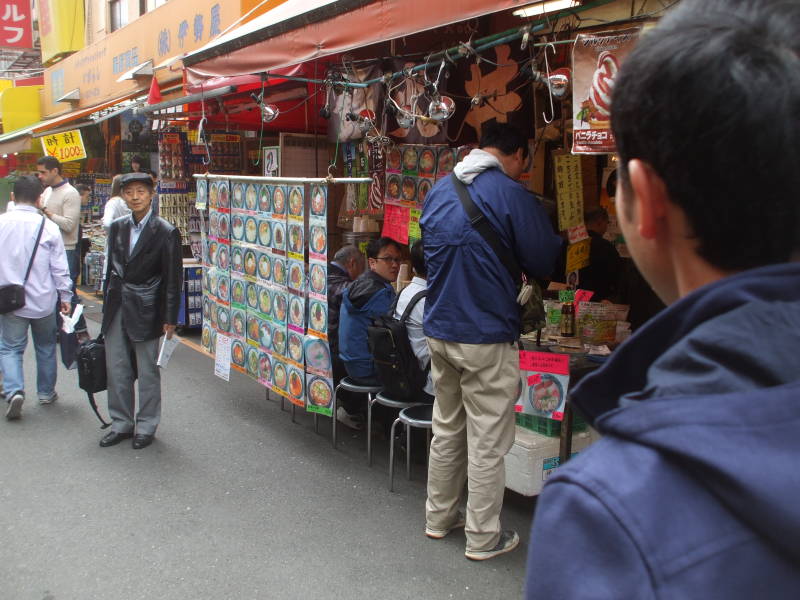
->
[36,156,87,339]
[0,176,72,420]
[393,240,434,402]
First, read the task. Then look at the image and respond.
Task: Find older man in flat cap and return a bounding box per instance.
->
[99,172,182,450]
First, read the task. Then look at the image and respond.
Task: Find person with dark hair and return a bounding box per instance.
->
[0,176,71,419]
[36,156,87,339]
[338,237,400,413]
[525,1,800,597]
[393,239,433,402]
[578,207,622,301]
[130,156,144,173]
[100,173,182,449]
[421,122,561,561]
[328,244,366,428]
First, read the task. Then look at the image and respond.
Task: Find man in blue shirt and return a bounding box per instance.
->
[525,1,800,597]
[421,122,561,560]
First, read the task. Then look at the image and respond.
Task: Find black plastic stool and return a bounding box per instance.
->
[389,404,433,491]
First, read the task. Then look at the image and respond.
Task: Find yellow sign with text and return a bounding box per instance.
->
[40,130,87,162]
[566,238,591,275]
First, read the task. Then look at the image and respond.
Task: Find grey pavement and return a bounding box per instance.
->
[0,297,538,600]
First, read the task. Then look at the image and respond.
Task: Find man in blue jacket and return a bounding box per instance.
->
[421,122,561,561]
[525,1,800,597]
[338,237,400,417]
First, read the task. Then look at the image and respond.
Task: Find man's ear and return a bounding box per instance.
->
[627,159,669,241]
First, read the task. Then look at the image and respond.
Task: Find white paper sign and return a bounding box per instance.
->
[214,333,232,381]
[157,334,181,368]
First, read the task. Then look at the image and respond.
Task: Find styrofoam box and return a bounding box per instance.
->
[505,425,600,497]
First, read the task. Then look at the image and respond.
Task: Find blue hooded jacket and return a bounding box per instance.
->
[420,168,561,344]
[338,270,395,379]
[525,263,800,598]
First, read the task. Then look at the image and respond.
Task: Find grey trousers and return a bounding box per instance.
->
[105,311,162,436]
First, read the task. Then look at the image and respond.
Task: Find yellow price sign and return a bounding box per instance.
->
[566,238,591,275]
[40,129,87,162]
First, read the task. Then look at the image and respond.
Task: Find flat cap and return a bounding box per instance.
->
[119,172,154,188]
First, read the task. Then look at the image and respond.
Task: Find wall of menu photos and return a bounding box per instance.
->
[198,178,334,416]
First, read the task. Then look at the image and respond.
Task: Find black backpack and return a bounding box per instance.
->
[367,290,429,401]
[76,335,111,428]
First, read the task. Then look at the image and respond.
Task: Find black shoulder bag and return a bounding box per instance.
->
[450,173,545,333]
[0,216,46,314]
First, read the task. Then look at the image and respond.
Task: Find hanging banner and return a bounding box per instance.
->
[382,202,410,245]
[572,28,642,155]
[554,154,583,231]
[40,129,87,162]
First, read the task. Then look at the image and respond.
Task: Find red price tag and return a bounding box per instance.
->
[527,373,542,386]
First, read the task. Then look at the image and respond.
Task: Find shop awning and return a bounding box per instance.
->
[182,0,536,83]
[0,90,147,154]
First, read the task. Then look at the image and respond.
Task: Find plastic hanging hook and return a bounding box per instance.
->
[542,43,556,124]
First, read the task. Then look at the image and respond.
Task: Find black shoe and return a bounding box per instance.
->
[132,434,155,450]
[99,431,133,447]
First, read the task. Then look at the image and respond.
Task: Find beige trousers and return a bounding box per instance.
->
[425,337,519,552]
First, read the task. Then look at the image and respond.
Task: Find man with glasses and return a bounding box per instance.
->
[337,237,401,423]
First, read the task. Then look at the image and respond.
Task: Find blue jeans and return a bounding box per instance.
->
[65,248,87,333]
[0,311,58,399]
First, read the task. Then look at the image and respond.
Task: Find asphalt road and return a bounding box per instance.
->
[0,295,538,600]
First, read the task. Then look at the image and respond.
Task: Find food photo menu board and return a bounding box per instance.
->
[199,177,334,416]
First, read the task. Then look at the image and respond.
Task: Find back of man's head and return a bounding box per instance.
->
[409,240,426,277]
[13,175,43,204]
[333,244,360,264]
[479,121,529,159]
[612,0,800,271]
[36,156,61,173]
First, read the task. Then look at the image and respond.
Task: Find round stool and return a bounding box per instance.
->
[330,377,382,449]
[368,392,420,467]
[389,404,433,491]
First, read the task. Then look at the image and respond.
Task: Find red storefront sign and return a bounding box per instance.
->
[0,0,33,49]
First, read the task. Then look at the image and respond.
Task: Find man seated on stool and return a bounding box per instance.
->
[328,245,366,428]
[99,172,182,450]
[338,237,400,426]
[393,240,434,403]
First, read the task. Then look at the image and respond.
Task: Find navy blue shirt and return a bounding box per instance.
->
[420,168,561,344]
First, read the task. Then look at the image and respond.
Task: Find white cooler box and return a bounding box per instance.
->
[505,425,598,496]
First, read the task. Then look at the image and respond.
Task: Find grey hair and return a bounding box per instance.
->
[333,245,363,264]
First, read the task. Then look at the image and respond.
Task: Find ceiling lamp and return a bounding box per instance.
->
[513,0,579,18]
[261,103,279,123]
[428,96,455,121]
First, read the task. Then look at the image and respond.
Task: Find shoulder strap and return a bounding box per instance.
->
[23,216,46,284]
[399,289,427,324]
[450,173,522,284]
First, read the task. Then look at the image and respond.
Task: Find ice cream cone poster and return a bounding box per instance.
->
[572,28,641,154]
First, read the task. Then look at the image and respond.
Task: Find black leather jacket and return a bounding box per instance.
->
[327,262,352,355]
[102,213,183,342]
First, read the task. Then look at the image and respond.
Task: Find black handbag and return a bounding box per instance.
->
[451,174,546,333]
[76,335,111,428]
[0,216,46,314]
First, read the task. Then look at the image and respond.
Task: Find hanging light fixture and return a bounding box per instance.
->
[427,96,456,121]
[513,0,579,18]
[261,103,279,123]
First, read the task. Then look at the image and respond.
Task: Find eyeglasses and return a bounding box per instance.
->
[374,256,402,264]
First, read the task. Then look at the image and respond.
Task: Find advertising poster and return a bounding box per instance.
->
[572,28,642,154]
[515,351,571,421]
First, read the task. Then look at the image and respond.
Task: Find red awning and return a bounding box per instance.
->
[183,0,529,84]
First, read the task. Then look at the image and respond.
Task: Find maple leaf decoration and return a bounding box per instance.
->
[464,45,521,137]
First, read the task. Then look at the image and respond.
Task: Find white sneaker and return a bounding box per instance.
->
[39,392,58,405]
[336,406,364,430]
[5,393,24,420]
[426,512,467,539]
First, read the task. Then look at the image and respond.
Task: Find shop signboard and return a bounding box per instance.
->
[1,0,33,49]
[40,129,87,162]
[37,0,83,63]
[566,238,591,275]
[572,28,641,154]
[554,154,583,231]
[41,0,239,117]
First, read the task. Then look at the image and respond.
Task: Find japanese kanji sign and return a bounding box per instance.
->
[566,238,591,275]
[572,28,641,154]
[0,0,33,49]
[554,154,584,231]
[41,130,87,162]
